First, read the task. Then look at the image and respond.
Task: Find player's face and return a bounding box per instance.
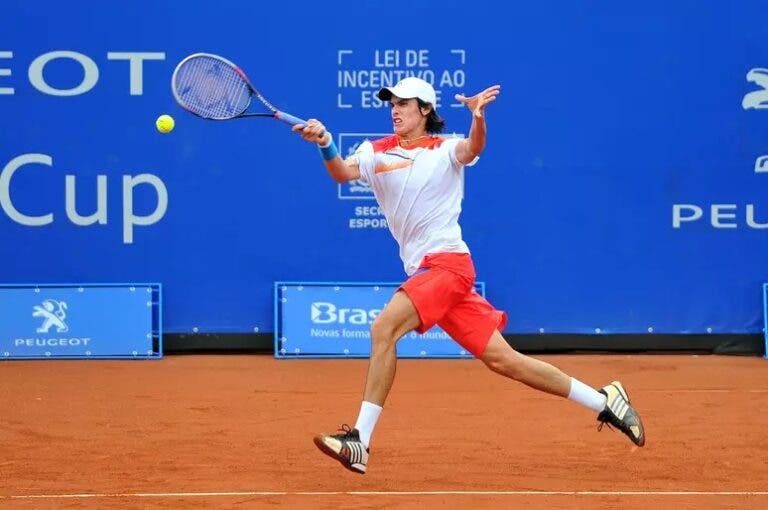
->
[389,96,427,137]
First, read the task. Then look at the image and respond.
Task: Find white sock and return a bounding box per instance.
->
[353,401,382,448]
[567,378,607,413]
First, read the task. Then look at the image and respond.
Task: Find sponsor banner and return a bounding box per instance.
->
[0,284,162,359]
[274,282,485,358]
[4,2,768,335]
[764,283,768,360]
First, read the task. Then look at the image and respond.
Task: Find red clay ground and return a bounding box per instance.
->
[1,354,767,509]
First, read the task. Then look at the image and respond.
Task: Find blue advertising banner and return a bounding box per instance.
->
[275,282,485,358]
[763,283,768,359]
[3,1,768,337]
[0,284,162,359]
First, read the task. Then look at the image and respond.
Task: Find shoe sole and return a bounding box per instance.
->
[313,435,366,474]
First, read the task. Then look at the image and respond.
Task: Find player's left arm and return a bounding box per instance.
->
[454,85,501,165]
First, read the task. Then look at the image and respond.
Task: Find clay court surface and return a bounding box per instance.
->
[1,354,767,509]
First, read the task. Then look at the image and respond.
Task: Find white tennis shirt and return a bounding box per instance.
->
[352,135,478,275]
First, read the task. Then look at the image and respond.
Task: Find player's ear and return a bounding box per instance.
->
[420,104,432,117]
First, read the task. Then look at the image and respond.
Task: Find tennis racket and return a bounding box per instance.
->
[171,53,308,126]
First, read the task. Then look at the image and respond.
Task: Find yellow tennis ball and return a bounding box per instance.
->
[156,114,175,134]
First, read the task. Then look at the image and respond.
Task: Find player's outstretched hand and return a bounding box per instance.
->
[455,85,501,119]
[293,119,328,144]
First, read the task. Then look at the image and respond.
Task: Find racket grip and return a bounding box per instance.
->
[275,111,308,127]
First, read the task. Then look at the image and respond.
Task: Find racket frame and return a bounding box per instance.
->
[171,53,307,126]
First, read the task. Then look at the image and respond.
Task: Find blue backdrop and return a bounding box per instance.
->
[2,1,768,335]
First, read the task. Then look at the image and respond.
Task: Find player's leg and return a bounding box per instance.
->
[440,293,646,447]
[352,290,421,449]
[314,255,475,473]
[362,290,421,406]
[480,332,645,445]
[313,290,421,474]
[480,331,573,396]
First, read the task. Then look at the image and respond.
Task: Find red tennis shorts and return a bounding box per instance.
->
[399,252,508,358]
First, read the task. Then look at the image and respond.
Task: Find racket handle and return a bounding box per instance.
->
[275,111,308,127]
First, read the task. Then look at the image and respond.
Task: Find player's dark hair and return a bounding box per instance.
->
[418,99,445,134]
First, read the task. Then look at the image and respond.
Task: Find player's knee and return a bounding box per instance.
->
[370,316,398,348]
[483,355,505,375]
[483,351,525,380]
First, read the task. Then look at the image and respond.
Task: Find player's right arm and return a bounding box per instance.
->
[293,119,361,183]
[323,145,361,184]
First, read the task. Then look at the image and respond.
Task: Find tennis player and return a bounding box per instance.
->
[293,77,645,474]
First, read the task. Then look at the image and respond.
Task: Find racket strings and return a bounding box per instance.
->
[174,57,252,119]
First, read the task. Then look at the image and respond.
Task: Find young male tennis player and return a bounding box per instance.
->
[293,77,645,474]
